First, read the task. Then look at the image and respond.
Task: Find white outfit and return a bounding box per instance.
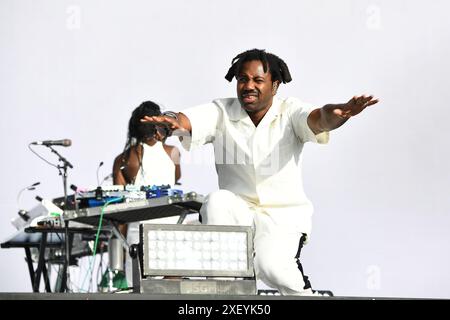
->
[181,97,329,295]
[133,142,175,187]
[125,142,178,285]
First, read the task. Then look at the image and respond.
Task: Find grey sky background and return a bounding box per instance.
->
[1,0,449,298]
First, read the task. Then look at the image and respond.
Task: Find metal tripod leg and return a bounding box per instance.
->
[24,247,35,290]
[33,232,48,292]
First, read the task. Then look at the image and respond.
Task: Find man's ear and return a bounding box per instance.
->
[272,81,279,95]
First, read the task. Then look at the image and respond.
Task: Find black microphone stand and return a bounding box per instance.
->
[47,145,74,292]
[48,146,73,202]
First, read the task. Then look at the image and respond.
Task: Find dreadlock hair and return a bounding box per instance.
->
[121,100,162,168]
[225,49,292,84]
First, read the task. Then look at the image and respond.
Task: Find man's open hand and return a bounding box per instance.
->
[332,95,379,119]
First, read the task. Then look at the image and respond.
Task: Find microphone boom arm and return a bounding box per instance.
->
[48,145,73,169]
[47,145,74,210]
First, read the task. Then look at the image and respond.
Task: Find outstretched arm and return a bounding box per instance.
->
[307,95,379,135]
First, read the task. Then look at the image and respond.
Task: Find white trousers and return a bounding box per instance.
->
[201,190,313,295]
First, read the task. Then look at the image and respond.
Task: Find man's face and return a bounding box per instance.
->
[237,60,276,114]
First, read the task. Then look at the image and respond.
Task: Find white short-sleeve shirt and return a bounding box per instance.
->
[181,97,329,234]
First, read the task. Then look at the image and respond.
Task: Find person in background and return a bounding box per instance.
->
[113,100,181,285]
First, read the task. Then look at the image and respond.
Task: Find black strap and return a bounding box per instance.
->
[295,233,312,290]
[295,233,307,259]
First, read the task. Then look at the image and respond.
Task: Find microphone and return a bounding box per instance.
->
[31,139,72,147]
[16,181,41,221]
[96,161,104,186]
[17,181,40,198]
[99,165,126,185]
[27,181,41,191]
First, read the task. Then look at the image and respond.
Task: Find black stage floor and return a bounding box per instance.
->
[0,292,421,300]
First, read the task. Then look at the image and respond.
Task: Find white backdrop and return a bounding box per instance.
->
[1,0,449,298]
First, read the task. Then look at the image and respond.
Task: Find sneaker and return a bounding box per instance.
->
[257,289,334,297]
[297,288,334,297]
[312,290,334,297]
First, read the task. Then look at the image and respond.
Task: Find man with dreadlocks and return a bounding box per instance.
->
[142,49,379,295]
[113,100,181,285]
